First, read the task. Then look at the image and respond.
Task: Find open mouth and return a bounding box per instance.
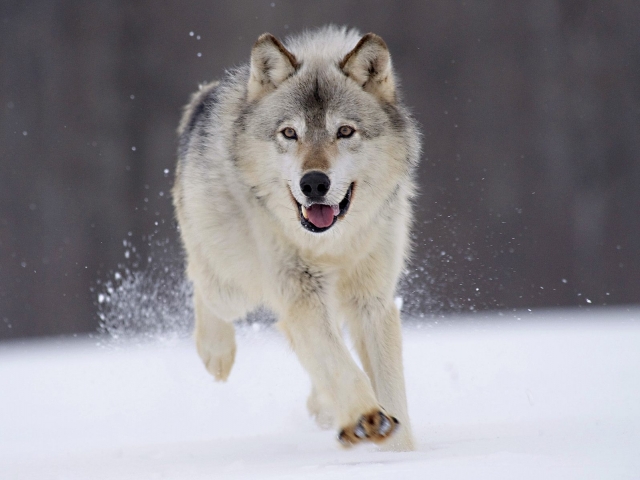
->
[295,183,354,233]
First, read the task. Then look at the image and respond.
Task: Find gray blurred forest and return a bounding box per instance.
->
[1,1,639,339]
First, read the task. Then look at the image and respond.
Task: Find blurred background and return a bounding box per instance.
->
[1,0,639,340]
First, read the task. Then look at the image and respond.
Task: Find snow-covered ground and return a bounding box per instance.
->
[1,308,639,479]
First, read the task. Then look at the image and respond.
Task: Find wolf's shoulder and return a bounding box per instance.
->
[177,81,222,139]
[177,81,223,161]
[177,67,250,159]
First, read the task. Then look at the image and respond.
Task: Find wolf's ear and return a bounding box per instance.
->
[340,33,395,103]
[247,33,298,102]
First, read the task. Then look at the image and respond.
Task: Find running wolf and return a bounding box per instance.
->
[173,26,420,451]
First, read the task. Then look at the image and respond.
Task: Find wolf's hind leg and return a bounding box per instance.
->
[194,289,237,382]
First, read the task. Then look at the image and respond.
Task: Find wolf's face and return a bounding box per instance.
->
[236,32,417,241]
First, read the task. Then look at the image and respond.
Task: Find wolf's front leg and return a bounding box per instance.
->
[278,300,399,446]
[194,288,237,382]
[346,301,415,451]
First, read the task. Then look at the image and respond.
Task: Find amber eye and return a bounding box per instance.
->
[281,127,298,140]
[337,125,355,139]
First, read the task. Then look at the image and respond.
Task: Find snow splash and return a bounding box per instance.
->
[96,238,195,341]
[95,224,454,342]
[96,237,275,342]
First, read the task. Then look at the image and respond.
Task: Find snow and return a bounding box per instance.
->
[1,308,639,479]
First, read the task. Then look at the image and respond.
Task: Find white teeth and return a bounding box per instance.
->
[301,205,309,219]
[331,205,340,216]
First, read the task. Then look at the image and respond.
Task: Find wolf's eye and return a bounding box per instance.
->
[337,125,355,139]
[281,127,298,140]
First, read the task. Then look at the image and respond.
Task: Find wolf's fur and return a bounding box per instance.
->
[173,26,420,451]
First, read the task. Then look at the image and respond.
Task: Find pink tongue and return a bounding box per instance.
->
[307,204,335,228]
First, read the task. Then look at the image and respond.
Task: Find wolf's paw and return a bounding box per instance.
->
[196,331,236,382]
[307,388,334,430]
[337,410,399,447]
[197,340,236,381]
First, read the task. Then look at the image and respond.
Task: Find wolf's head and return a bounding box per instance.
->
[236,27,420,243]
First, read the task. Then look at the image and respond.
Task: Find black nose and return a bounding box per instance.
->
[300,171,330,198]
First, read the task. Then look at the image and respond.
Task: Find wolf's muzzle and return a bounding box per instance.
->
[294,183,354,233]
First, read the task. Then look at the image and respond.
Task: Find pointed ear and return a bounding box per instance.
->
[247,33,299,102]
[340,33,395,103]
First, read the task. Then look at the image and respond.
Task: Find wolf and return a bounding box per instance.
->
[172,26,420,451]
